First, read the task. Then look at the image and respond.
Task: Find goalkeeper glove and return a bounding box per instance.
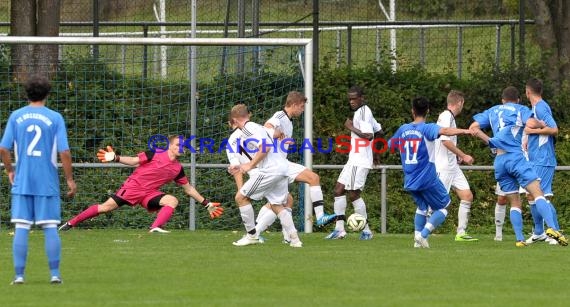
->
[201,199,223,219]
[97,145,120,163]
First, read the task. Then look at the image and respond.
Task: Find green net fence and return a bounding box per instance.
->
[0,39,305,231]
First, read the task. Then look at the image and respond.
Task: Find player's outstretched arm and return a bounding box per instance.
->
[468,122,490,145]
[97,146,140,166]
[60,150,77,198]
[181,183,224,219]
[438,127,471,137]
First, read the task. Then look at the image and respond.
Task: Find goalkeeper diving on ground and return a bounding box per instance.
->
[59,135,223,233]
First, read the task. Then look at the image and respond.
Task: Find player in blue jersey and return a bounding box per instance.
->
[388,97,472,248]
[523,78,560,245]
[0,75,77,285]
[469,86,567,247]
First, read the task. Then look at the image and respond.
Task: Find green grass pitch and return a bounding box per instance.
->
[0,230,568,307]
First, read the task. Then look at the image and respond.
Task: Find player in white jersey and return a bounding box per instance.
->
[259,91,336,239]
[228,104,302,247]
[434,90,477,242]
[326,86,383,240]
[226,115,292,243]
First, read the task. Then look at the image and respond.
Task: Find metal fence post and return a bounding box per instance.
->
[143,24,148,80]
[495,25,501,72]
[375,28,381,64]
[457,26,463,79]
[381,166,387,234]
[419,27,426,68]
[347,25,352,68]
[336,30,341,67]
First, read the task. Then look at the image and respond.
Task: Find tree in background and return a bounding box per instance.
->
[10,0,60,82]
[530,0,570,92]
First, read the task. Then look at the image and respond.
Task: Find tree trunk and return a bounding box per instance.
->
[529,0,570,91]
[10,0,36,82]
[35,0,61,79]
[10,0,61,82]
[557,1,570,84]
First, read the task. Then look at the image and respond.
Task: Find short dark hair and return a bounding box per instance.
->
[447,90,464,105]
[348,85,364,97]
[412,97,430,117]
[502,86,519,102]
[526,78,543,95]
[25,75,51,102]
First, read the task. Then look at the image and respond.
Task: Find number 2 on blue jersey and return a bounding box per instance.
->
[26,124,42,157]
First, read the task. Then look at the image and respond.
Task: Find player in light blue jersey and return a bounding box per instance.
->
[0,75,77,284]
[388,97,471,248]
[470,86,567,247]
[523,78,560,245]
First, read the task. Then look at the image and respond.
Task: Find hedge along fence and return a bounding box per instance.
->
[1,58,569,233]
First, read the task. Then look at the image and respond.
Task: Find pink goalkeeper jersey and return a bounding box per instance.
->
[120,151,188,192]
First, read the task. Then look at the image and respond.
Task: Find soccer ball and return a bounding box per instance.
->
[347,213,367,232]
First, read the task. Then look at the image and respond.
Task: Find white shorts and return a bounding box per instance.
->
[495,182,526,196]
[437,167,470,192]
[287,161,306,184]
[337,164,370,190]
[240,173,289,205]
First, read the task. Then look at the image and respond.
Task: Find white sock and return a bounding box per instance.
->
[353,198,370,232]
[239,204,256,234]
[457,200,471,235]
[277,210,299,242]
[495,203,506,238]
[255,209,277,234]
[310,186,325,219]
[334,196,347,231]
[256,205,271,223]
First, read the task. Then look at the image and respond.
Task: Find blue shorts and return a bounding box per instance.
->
[532,164,554,196]
[408,180,450,212]
[11,194,61,225]
[494,153,538,194]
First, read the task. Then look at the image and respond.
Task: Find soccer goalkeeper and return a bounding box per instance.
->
[59,135,223,233]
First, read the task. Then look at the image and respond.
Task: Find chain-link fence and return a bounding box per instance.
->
[0,0,530,77]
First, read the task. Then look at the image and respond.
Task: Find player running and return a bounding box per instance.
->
[263,91,336,233]
[228,104,302,247]
[434,90,478,242]
[389,97,472,248]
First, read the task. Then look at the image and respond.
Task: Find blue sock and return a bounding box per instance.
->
[414,213,427,232]
[421,209,447,238]
[43,227,61,278]
[535,198,556,230]
[548,201,560,230]
[13,227,30,278]
[529,204,544,235]
[509,208,524,241]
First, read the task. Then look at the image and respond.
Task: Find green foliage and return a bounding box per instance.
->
[313,60,570,234]
[2,55,570,234]
[399,0,518,18]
